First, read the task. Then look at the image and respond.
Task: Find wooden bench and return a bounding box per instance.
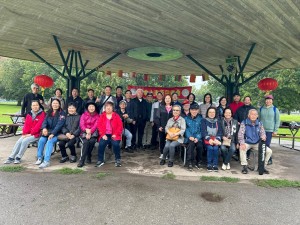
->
[0,123,23,138]
[272,134,300,151]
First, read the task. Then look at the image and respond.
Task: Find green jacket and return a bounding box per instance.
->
[259,105,280,132]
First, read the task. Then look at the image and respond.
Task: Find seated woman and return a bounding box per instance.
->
[35,99,66,168]
[77,101,99,167]
[201,107,223,172]
[58,102,81,163]
[96,101,123,167]
[159,105,186,167]
[220,107,239,170]
[4,100,46,164]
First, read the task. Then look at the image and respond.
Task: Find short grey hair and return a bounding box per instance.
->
[172,105,182,111]
[248,109,258,116]
[31,83,39,89]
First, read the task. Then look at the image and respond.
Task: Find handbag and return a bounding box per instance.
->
[166,127,180,141]
[204,136,215,145]
[82,130,99,138]
[222,138,232,147]
[57,134,69,141]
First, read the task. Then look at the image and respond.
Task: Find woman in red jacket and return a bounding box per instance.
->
[77,101,99,167]
[4,100,46,164]
[96,101,123,167]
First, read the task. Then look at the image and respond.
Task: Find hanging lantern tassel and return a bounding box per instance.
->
[190,74,196,83]
[175,75,182,82]
[106,70,111,76]
[202,74,209,81]
[117,70,123,78]
[131,72,136,78]
[144,74,149,81]
[41,87,45,96]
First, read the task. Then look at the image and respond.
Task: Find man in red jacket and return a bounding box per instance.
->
[4,100,46,164]
[96,101,123,167]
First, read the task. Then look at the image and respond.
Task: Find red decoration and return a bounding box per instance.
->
[159,74,165,81]
[202,74,209,81]
[131,72,136,78]
[34,74,54,88]
[106,70,111,76]
[175,75,182,82]
[190,74,196,83]
[144,74,149,81]
[258,78,278,93]
[117,70,123,78]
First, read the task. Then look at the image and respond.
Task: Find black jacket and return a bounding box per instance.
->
[155,105,173,131]
[132,97,148,121]
[116,108,132,130]
[21,93,44,116]
[234,105,256,123]
[61,113,81,137]
[221,118,239,144]
[125,99,137,121]
[66,96,84,115]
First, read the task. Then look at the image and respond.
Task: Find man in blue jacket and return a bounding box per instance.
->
[184,104,203,170]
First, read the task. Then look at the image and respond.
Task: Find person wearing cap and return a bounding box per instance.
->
[229,92,244,116]
[143,92,154,149]
[116,100,133,153]
[259,95,280,165]
[199,93,216,118]
[65,88,84,115]
[181,99,190,118]
[150,92,164,149]
[21,83,45,116]
[77,101,99,167]
[184,103,203,170]
[234,96,256,123]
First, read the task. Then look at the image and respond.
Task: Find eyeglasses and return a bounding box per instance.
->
[173,109,180,111]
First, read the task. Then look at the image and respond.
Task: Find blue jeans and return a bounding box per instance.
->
[265,132,273,147]
[122,129,132,147]
[220,142,236,164]
[37,136,58,162]
[206,145,219,167]
[98,135,121,162]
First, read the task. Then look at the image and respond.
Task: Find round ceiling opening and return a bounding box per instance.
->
[126,47,183,61]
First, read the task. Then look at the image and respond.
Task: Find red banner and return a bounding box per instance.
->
[128,85,192,99]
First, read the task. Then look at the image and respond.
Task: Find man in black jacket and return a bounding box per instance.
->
[132,88,148,149]
[21,83,45,116]
[234,96,256,123]
[65,88,84,115]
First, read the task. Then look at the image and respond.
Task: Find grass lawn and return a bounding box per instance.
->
[0,103,22,123]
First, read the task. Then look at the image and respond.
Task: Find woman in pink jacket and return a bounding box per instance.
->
[77,101,99,167]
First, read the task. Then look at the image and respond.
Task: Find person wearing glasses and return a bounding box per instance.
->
[21,83,45,117]
[159,105,186,167]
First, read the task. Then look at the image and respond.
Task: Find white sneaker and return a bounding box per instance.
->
[39,161,50,169]
[226,163,231,170]
[222,163,226,170]
[35,158,42,165]
[159,154,163,159]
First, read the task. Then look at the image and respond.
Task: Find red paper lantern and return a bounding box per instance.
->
[258,78,278,93]
[34,74,54,88]
[144,74,149,81]
[131,72,136,78]
[117,70,123,78]
[106,70,111,76]
[159,74,165,81]
[190,74,196,83]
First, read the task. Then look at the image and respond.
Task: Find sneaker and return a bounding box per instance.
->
[222,163,226,170]
[207,165,213,172]
[160,159,166,165]
[213,166,219,172]
[226,163,231,170]
[168,161,173,167]
[159,154,163,159]
[69,155,77,163]
[115,160,121,167]
[4,158,14,164]
[267,158,273,165]
[14,157,21,164]
[242,165,248,174]
[95,161,104,167]
[39,161,50,169]
[188,163,193,171]
[59,156,69,163]
[35,158,43,165]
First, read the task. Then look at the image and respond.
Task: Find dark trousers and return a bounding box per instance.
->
[58,138,77,157]
[151,123,159,146]
[266,131,273,160]
[80,137,97,162]
[132,120,146,147]
[186,140,203,164]
[98,134,121,162]
[158,130,166,154]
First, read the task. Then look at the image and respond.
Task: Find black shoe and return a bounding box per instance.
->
[86,157,92,164]
[150,145,157,150]
[242,165,248,174]
[69,155,77,163]
[60,156,69,163]
[160,159,166,165]
[188,163,193,171]
[196,162,202,169]
[168,161,173,167]
[267,158,273,165]
[213,166,219,172]
[77,161,84,167]
[95,161,104,167]
[263,168,270,174]
[125,147,134,153]
[115,160,121,167]
[207,165,213,172]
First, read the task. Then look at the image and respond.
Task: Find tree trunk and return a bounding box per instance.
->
[17,100,22,106]
[288,110,291,115]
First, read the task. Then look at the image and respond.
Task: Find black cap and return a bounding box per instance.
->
[189,104,199,110]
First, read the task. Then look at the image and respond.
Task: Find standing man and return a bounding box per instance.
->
[21,83,45,117]
[229,93,244,116]
[96,85,117,113]
[84,89,97,103]
[234,96,256,123]
[65,88,84,115]
[143,92,154,149]
[259,95,280,165]
[115,86,125,110]
[132,88,148,149]
[171,92,182,108]
[150,92,163,150]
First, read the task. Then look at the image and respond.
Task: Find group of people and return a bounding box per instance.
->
[4,84,280,174]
